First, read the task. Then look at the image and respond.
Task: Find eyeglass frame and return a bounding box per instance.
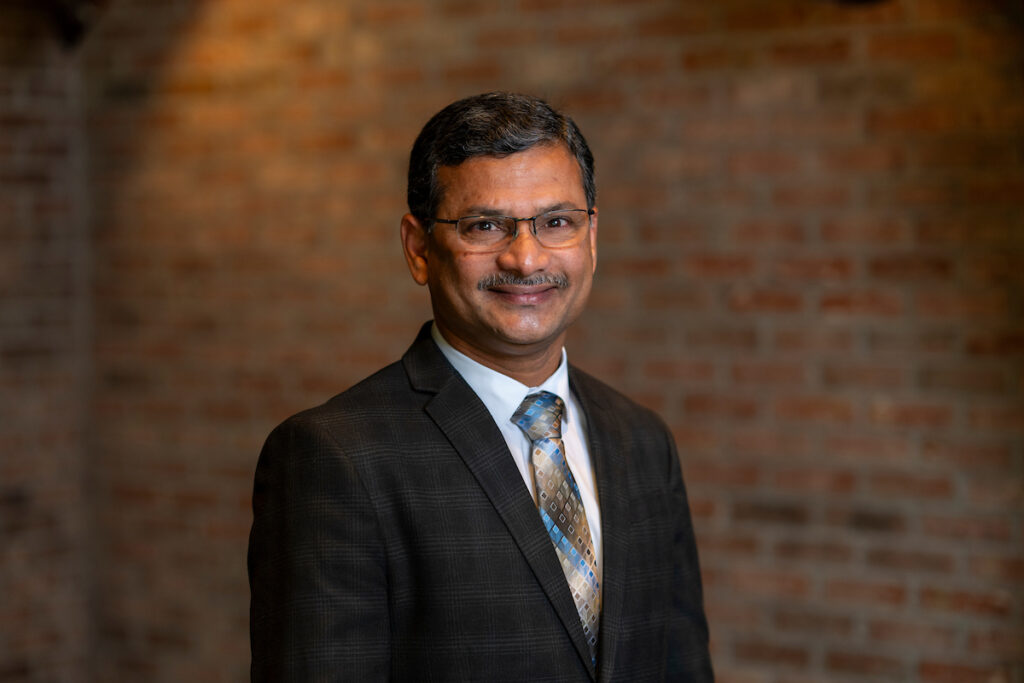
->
[424,207,596,251]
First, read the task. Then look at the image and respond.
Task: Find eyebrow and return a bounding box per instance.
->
[457,201,582,217]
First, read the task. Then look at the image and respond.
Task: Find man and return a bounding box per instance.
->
[248,92,713,681]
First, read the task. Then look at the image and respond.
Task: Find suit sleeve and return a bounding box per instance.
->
[664,426,715,681]
[248,415,390,682]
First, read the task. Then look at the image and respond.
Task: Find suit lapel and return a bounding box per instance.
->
[570,368,630,683]
[402,325,598,678]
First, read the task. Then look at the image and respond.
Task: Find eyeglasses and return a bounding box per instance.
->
[429,208,594,252]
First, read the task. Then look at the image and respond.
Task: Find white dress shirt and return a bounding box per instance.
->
[431,324,603,575]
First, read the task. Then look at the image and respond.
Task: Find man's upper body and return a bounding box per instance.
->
[248,92,713,681]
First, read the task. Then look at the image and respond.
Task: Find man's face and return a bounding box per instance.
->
[402,143,598,366]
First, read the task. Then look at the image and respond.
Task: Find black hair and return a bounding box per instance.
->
[407,92,596,225]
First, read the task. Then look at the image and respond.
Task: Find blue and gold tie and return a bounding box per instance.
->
[512,391,600,664]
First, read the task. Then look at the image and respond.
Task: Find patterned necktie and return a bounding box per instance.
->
[512,391,600,664]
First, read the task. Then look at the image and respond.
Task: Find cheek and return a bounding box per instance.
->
[434,254,485,298]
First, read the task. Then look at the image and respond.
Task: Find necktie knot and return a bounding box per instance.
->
[512,391,564,442]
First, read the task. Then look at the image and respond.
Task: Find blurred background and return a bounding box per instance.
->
[2,0,1022,680]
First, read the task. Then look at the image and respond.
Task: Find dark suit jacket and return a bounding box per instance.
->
[249,323,713,681]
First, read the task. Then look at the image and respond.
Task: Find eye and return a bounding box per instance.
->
[463,218,505,234]
[539,211,581,230]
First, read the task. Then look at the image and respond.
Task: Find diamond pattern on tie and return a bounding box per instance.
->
[512,391,600,665]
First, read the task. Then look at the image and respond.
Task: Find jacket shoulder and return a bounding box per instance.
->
[270,360,426,441]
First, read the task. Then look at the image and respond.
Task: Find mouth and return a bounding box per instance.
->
[477,273,568,305]
[488,284,559,305]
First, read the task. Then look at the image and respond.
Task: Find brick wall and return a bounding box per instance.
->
[3,0,1022,681]
[0,6,91,682]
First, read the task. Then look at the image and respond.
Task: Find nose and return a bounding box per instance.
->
[495,218,549,274]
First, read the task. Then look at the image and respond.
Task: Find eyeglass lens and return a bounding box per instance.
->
[457,210,590,249]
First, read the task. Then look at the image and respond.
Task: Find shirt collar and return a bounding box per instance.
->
[430,323,572,424]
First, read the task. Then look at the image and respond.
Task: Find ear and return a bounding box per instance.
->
[588,207,598,274]
[401,213,430,286]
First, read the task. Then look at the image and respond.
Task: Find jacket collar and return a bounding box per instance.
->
[401,322,603,679]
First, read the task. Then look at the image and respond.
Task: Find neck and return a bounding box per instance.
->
[436,326,565,387]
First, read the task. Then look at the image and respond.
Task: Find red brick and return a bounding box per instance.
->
[774,538,853,562]
[773,608,854,637]
[921,438,1012,469]
[868,29,960,61]
[965,177,1024,204]
[634,6,715,37]
[967,405,1024,434]
[966,477,1024,509]
[920,586,1013,617]
[824,434,914,462]
[638,285,709,312]
[775,395,854,424]
[819,289,904,316]
[726,568,812,599]
[964,253,1024,287]
[772,185,850,209]
[866,548,956,573]
[825,579,908,607]
[918,363,1009,395]
[773,327,855,353]
[820,215,912,245]
[732,72,817,109]
[730,219,806,245]
[868,619,958,651]
[686,459,761,488]
[826,650,905,678]
[968,555,1024,584]
[868,253,954,281]
[362,2,426,24]
[723,1,905,31]
[770,37,851,65]
[685,252,757,278]
[733,500,811,526]
[697,531,761,557]
[923,515,1012,542]
[916,290,1009,319]
[735,640,809,668]
[642,359,715,383]
[683,45,757,71]
[868,471,954,500]
[686,325,759,351]
[728,287,804,313]
[819,144,906,173]
[827,506,907,534]
[729,429,813,460]
[966,628,1024,657]
[916,218,1018,247]
[919,661,1011,683]
[869,399,953,428]
[773,469,857,495]
[822,362,905,390]
[684,393,760,420]
[728,150,803,177]
[867,328,959,354]
[868,105,962,135]
[602,54,669,78]
[731,362,805,387]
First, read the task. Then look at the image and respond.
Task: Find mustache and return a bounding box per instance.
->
[477,272,569,291]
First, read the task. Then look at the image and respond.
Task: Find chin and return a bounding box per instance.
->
[492,321,563,347]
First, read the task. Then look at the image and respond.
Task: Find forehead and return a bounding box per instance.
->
[436,143,585,213]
